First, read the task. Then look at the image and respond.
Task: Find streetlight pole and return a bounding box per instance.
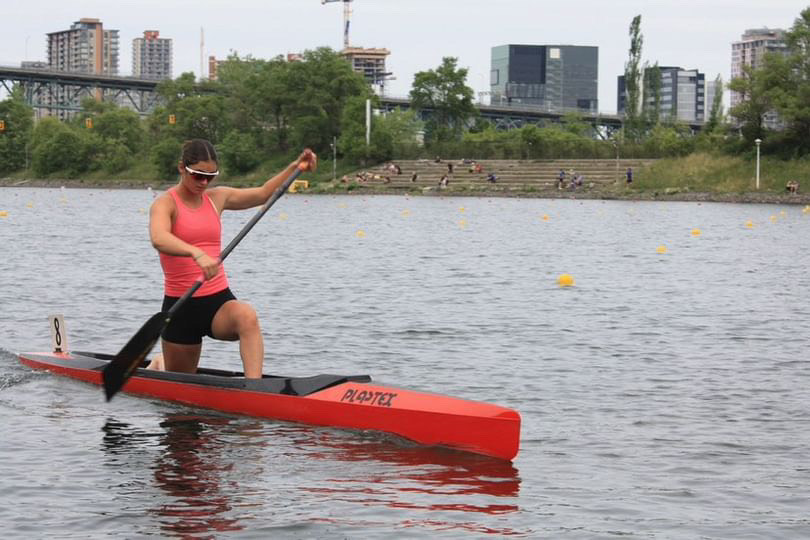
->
[613,138,619,184]
[331,136,337,182]
[754,138,761,190]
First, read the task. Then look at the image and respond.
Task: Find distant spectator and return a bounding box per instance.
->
[557,169,566,190]
[411,172,418,183]
[434,156,442,163]
[394,163,402,174]
[487,173,497,183]
[474,163,483,173]
[447,162,454,174]
[439,174,449,188]
[626,167,633,184]
[787,180,799,194]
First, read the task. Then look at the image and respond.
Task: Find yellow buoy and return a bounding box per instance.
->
[542,214,550,222]
[779,210,786,216]
[557,274,574,287]
[459,207,465,213]
[458,219,467,228]
[356,230,366,238]
[770,215,778,223]
[0,211,8,218]
[802,205,810,214]
[691,228,701,236]
[656,245,668,254]
[401,209,410,217]
[26,202,33,208]
[745,220,754,229]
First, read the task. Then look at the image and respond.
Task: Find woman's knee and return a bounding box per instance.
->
[233,303,260,333]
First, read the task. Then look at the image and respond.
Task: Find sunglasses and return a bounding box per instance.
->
[184,165,220,181]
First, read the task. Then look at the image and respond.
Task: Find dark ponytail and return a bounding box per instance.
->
[181,139,218,167]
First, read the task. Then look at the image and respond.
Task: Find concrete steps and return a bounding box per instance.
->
[347,159,656,189]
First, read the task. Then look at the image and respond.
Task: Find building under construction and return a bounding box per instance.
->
[341,47,391,93]
[322,0,392,94]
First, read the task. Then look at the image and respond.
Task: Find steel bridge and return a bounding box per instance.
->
[379,96,629,138]
[1,66,703,135]
[0,65,162,116]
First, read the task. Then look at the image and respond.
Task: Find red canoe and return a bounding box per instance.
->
[18,350,521,461]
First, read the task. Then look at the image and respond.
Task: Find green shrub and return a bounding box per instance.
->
[220,131,261,174]
[151,138,181,181]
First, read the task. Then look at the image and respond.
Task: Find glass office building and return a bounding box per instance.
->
[490,44,598,112]
[617,66,714,124]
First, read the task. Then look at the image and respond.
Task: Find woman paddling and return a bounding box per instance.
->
[147,139,316,377]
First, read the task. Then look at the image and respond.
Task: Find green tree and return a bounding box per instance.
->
[30,118,90,177]
[705,74,725,132]
[728,64,771,144]
[760,7,810,154]
[0,88,35,174]
[643,62,662,127]
[99,138,133,174]
[285,48,370,152]
[150,72,228,144]
[561,112,590,137]
[220,131,261,173]
[338,95,393,164]
[623,15,644,140]
[218,54,293,153]
[410,57,477,143]
[151,138,182,180]
[91,106,145,154]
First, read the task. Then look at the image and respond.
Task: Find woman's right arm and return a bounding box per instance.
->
[149,195,219,279]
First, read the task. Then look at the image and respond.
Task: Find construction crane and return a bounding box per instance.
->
[321,0,353,49]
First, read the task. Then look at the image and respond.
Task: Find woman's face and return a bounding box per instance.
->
[179,159,219,193]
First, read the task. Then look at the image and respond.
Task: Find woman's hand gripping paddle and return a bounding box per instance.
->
[102,162,311,401]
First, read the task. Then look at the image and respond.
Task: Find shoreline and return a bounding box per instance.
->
[3,177,810,205]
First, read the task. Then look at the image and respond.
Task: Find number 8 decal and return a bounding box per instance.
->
[49,315,67,353]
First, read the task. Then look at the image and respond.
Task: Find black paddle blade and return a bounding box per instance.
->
[102,312,167,401]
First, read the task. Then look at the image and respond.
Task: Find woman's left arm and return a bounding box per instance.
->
[216,149,316,211]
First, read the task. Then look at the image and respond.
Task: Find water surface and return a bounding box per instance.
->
[1,187,809,538]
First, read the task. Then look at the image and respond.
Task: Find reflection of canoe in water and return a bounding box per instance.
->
[18,350,521,461]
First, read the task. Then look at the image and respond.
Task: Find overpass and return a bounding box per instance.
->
[0,65,162,116]
[0,66,702,134]
[379,95,628,137]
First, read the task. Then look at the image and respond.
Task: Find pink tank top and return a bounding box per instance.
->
[159,188,229,297]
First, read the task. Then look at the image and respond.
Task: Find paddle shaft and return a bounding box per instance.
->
[166,167,302,319]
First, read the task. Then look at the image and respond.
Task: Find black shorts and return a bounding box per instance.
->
[161,288,237,345]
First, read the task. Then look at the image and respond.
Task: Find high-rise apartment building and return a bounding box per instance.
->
[132,31,172,80]
[490,44,598,112]
[730,28,787,129]
[618,66,715,124]
[730,28,786,108]
[47,18,119,75]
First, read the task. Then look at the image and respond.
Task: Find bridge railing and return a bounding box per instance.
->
[379,94,622,119]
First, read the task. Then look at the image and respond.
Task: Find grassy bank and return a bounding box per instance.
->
[0,153,358,190]
[633,153,809,194]
[3,153,810,204]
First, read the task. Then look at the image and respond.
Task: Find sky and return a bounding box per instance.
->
[1,0,806,112]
